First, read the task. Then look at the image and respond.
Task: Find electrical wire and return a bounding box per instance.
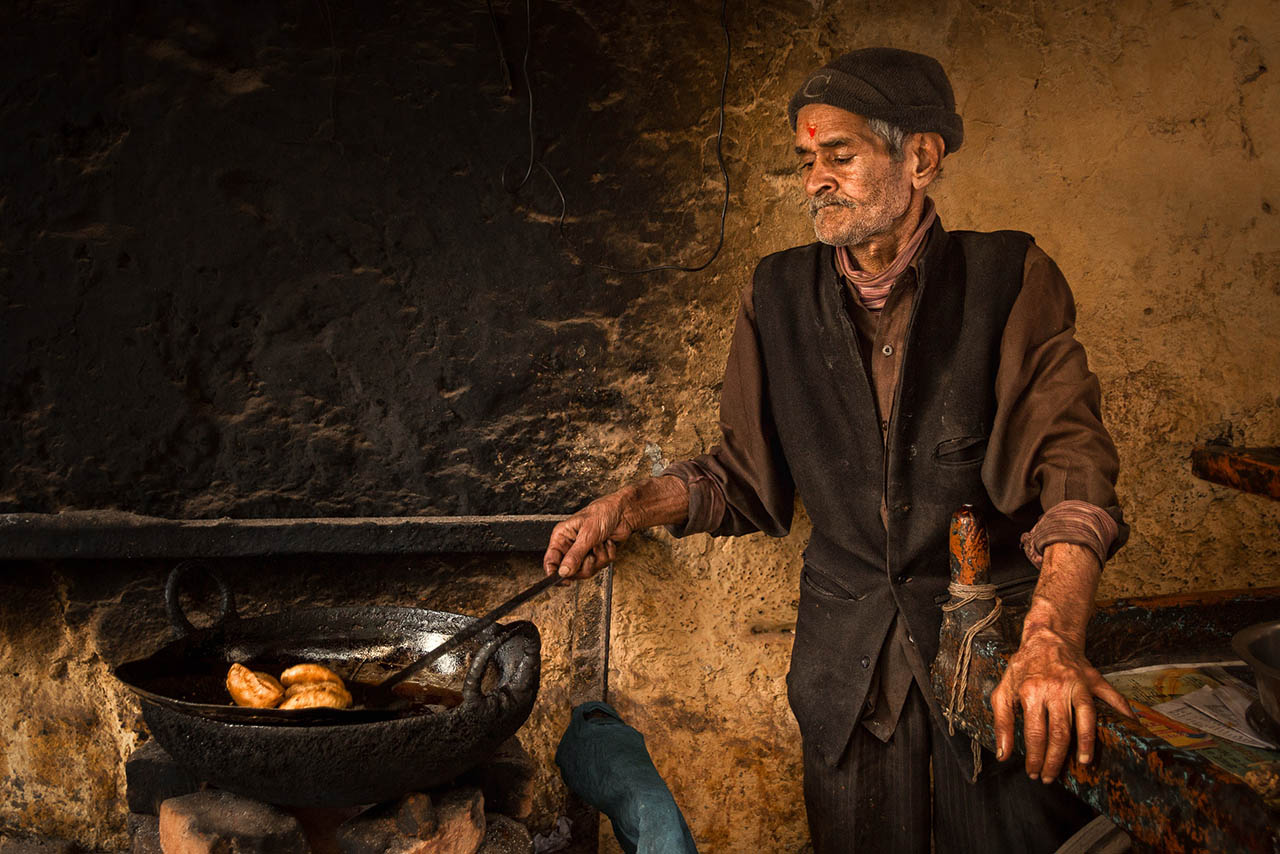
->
[317,0,340,147]
[491,0,732,275]
[484,0,514,93]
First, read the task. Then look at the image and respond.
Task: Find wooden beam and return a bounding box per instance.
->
[1191,445,1280,501]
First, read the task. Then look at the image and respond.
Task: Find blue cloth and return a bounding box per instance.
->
[554,701,698,854]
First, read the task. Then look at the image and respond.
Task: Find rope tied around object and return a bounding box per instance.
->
[941,580,1002,782]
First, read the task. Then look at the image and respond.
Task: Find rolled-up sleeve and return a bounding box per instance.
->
[984,244,1129,561]
[662,281,796,539]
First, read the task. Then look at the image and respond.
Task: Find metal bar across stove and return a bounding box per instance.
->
[0,511,566,558]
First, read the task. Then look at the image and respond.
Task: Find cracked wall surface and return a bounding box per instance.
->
[2,0,1278,852]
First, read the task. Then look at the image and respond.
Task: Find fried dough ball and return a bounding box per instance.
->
[283,680,345,699]
[279,681,353,710]
[226,663,284,708]
[279,663,345,688]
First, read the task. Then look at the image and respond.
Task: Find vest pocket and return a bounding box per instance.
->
[801,566,867,600]
[933,435,988,466]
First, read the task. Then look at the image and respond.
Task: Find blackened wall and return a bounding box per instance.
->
[2,0,725,518]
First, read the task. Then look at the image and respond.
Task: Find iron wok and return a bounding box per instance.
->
[113,563,541,807]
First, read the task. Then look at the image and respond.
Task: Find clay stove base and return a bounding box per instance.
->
[124,740,536,854]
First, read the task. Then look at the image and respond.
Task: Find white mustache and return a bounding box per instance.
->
[809,197,857,217]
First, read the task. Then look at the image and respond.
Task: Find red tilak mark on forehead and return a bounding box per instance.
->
[807,124,816,138]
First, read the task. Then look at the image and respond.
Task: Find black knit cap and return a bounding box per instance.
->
[788,48,963,154]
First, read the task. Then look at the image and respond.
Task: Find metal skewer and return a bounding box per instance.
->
[367,572,562,707]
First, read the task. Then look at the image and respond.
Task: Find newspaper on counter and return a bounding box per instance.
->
[1102,660,1280,804]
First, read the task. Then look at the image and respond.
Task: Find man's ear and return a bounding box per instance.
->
[909,132,945,189]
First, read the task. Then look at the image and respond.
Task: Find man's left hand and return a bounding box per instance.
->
[989,542,1134,782]
[991,626,1131,782]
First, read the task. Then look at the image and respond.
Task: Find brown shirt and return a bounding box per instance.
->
[663,228,1125,740]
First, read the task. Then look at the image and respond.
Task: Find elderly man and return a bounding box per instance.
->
[543,48,1133,852]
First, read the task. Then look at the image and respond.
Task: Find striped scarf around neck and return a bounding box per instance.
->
[834,198,937,311]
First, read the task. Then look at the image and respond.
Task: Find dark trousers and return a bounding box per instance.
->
[802,684,1096,854]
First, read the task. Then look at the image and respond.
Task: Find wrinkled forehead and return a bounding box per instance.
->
[794,103,877,146]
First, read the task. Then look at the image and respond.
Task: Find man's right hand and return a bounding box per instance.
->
[542,493,632,580]
[542,476,692,580]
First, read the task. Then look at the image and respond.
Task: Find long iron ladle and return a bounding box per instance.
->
[366,572,562,708]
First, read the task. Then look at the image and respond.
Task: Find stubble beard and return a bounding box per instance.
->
[808,179,912,247]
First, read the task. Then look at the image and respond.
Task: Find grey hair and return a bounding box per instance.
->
[865,117,908,161]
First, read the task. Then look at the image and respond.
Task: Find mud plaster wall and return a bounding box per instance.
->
[2,0,1279,852]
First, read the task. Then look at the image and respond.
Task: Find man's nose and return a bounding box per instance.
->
[805,161,836,198]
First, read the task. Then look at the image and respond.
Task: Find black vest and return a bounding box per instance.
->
[754,221,1039,766]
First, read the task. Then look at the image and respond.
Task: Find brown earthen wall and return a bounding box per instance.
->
[1,0,1277,852]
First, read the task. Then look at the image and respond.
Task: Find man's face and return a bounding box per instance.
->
[794,104,914,247]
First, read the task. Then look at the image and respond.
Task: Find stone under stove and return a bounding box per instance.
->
[123,738,537,854]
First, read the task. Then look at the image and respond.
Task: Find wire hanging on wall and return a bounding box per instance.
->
[487,0,732,275]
